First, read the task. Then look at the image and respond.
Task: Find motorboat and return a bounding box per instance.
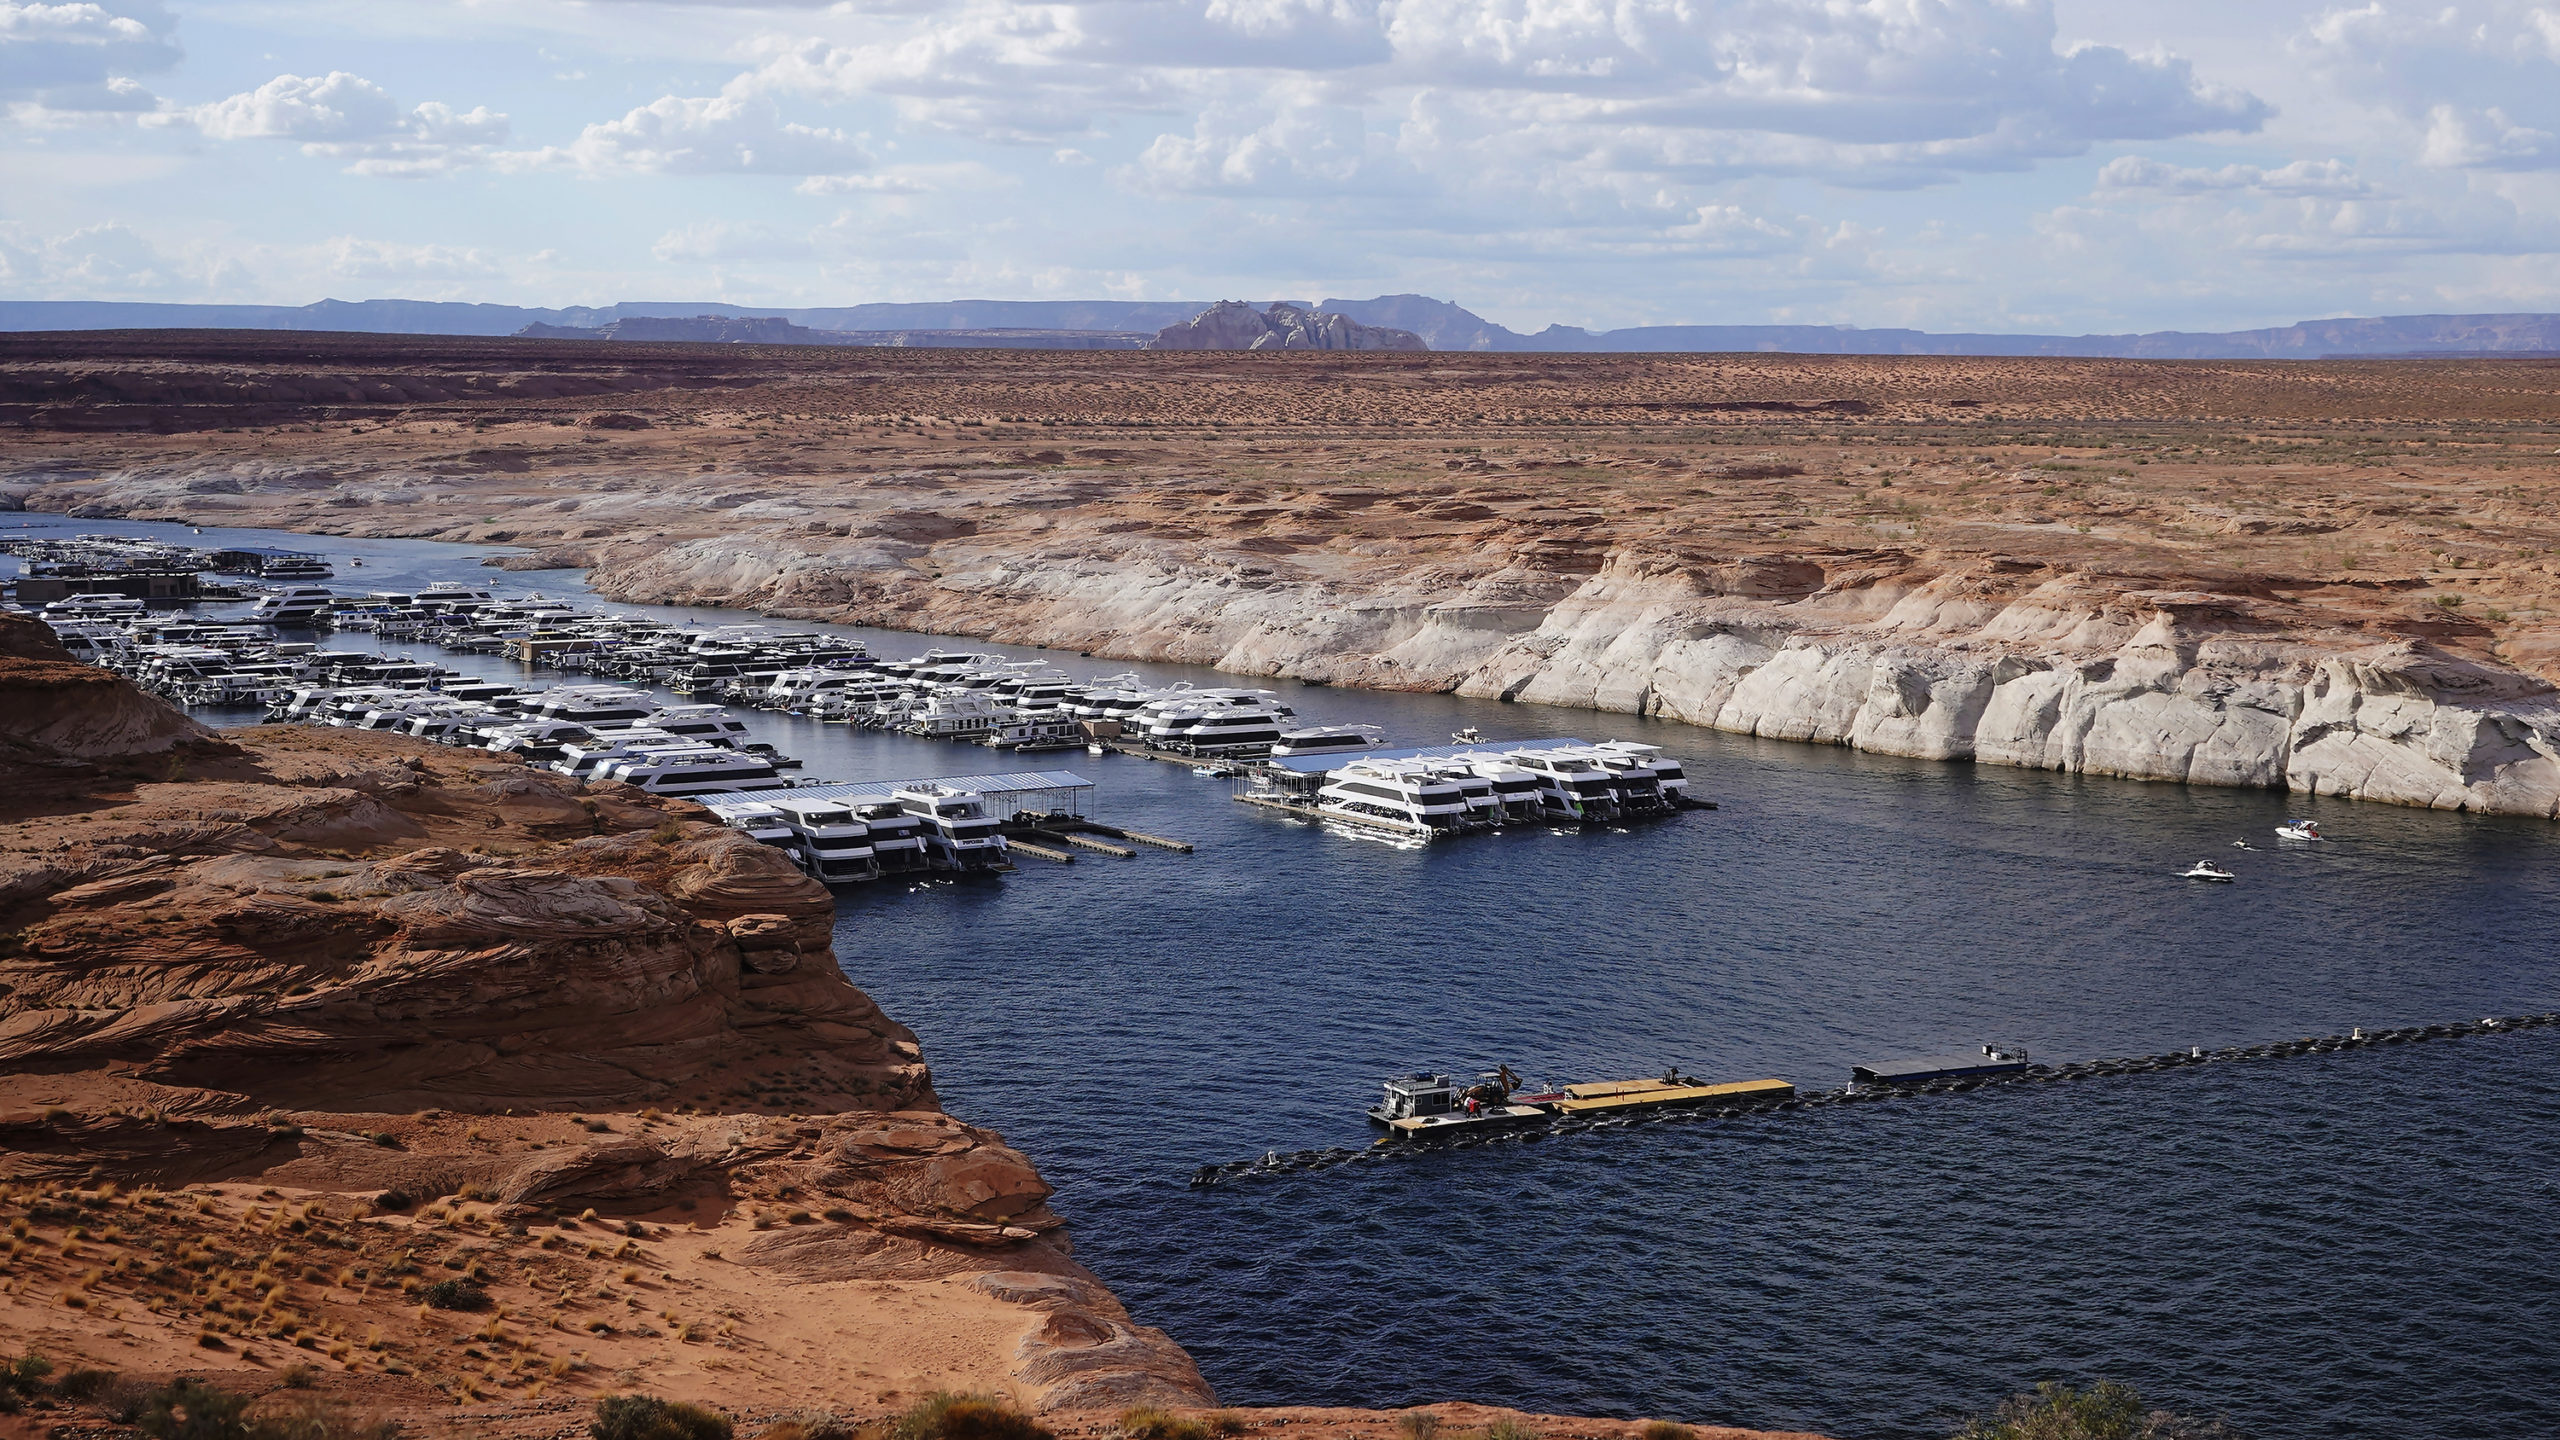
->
[893,784,1011,871]
[2181,861,2236,882]
[1269,724,1385,758]
[1317,759,1475,835]
[516,684,659,727]
[762,797,878,883]
[598,748,792,796]
[1130,689,1295,755]
[1501,746,1622,822]
[2276,820,2325,841]
[245,586,339,625]
[39,593,148,621]
[1464,759,1548,824]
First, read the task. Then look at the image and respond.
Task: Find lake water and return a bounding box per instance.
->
[13,515,2558,1439]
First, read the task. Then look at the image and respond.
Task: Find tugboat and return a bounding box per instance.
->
[2181,860,2236,882]
[2275,819,2324,841]
[1367,1069,1548,1139]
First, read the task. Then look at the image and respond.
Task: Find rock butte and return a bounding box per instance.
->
[0,610,1823,1438]
[5,332,2557,817]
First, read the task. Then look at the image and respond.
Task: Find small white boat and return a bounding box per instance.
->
[2181,861,2235,882]
[1087,744,1106,756]
[2275,820,2324,841]
[1191,764,1232,778]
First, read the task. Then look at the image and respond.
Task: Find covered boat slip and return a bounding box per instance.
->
[1548,1076,1796,1115]
[701,769,1095,822]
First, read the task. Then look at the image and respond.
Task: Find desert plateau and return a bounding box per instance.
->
[3,332,2557,817]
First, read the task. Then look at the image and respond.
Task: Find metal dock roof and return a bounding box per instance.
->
[1262,739,1593,775]
[698,770,1093,820]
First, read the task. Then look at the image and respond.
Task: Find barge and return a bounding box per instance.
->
[1850,1044,2031,1086]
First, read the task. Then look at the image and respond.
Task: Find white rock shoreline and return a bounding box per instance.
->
[594,536,2560,820]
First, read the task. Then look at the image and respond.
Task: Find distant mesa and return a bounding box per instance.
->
[517,314,821,345]
[1147,300,1428,352]
[513,313,1152,350]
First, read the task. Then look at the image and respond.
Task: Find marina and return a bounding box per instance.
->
[6,528,1704,890]
[7,516,2559,1440]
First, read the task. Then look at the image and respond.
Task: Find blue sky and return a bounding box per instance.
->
[3,0,2557,333]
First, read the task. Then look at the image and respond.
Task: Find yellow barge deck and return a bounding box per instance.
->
[1549,1076,1795,1116]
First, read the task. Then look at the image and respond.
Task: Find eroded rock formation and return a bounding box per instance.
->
[1149,301,1427,352]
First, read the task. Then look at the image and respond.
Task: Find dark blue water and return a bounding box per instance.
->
[17,515,2560,1439]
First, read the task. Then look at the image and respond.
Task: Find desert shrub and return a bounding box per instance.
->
[1120,1408,1210,1440]
[591,1393,734,1440]
[4,1351,52,1398]
[243,1394,401,1440]
[1950,1382,2247,1440]
[1207,1415,1249,1438]
[1485,1421,1537,1440]
[55,1366,117,1400]
[892,1392,1053,1440]
[1636,1425,1693,1440]
[1397,1413,1442,1440]
[419,1278,489,1311]
[137,1379,249,1440]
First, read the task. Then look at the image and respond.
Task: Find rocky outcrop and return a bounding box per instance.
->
[0,611,207,771]
[1149,301,1427,352]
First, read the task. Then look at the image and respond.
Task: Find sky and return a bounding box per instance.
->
[2,0,2557,333]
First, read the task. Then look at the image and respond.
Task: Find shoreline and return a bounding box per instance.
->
[16,499,2555,821]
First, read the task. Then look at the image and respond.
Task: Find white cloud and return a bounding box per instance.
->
[744,0,2266,182]
[323,236,503,280]
[521,81,871,175]
[0,0,177,110]
[0,218,193,293]
[2421,104,2560,171]
[2098,155,2377,197]
[2298,1,2560,170]
[171,71,508,175]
